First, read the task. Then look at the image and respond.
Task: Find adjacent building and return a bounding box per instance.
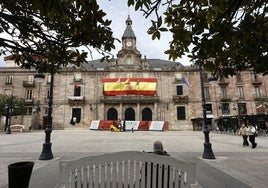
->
[1,16,267,131]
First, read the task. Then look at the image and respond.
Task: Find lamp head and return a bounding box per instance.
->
[34,73,45,83]
[208,75,217,85]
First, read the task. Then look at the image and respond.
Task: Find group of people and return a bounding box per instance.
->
[238,122,258,148]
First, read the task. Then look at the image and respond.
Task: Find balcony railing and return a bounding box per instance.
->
[68,96,85,105]
[173,95,189,103]
[25,99,34,105]
[254,95,267,101]
[218,79,229,85]
[173,78,182,83]
[100,95,159,104]
[5,82,13,86]
[251,79,262,85]
[23,80,35,87]
[220,97,231,102]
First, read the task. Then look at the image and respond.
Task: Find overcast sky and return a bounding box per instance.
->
[97,1,192,65]
[0,1,192,67]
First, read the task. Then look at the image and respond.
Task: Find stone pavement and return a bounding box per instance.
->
[0,130,268,188]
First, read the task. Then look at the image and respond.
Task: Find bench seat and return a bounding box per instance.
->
[10,125,25,132]
[58,151,196,188]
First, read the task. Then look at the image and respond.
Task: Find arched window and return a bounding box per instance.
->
[107,108,118,120]
[125,108,135,120]
[142,107,152,121]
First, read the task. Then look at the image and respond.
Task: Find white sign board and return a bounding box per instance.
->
[149,121,165,131]
[90,120,100,130]
[125,121,140,130]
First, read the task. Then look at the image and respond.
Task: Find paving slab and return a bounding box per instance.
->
[0,130,267,188]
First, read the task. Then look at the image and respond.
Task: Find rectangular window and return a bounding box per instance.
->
[255,86,261,98]
[205,104,212,114]
[46,89,50,100]
[74,73,82,81]
[238,103,247,115]
[26,107,33,115]
[70,108,81,125]
[203,73,209,83]
[4,89,12,96]
[74,86,81,96]
[176,85,183,95]
[6,74,13,85]
[236,73,243,83]
[237,86,244,99]
[221,103,230,115]
[27,75,34,83]
[204,87,210,99]
[251,73,258,82]
[47,74,51,84]
[221,86,228,99]
[25,90,33,100]
[177,106,186,120]
[44,107,48,115]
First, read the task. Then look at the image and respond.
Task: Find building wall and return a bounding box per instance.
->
[1,64,267,131]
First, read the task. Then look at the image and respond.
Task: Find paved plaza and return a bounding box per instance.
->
[0,130,268,188]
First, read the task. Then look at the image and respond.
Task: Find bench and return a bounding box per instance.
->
[10,124,25,132]
[58,151,197,188]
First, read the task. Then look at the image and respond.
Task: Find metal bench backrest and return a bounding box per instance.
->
[59,151,196,188]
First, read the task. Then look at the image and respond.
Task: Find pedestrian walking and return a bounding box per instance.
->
[248,122,257,149]
[238,123,249,147]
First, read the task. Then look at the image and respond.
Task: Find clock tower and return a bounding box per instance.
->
[117,15,142,68]
[122,15,136,49]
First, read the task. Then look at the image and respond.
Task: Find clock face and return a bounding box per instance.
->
[126,41,132,47]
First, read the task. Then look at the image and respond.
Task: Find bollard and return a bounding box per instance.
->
[8,161,34,188]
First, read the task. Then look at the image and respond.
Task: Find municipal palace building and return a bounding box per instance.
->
[1,16,268,131]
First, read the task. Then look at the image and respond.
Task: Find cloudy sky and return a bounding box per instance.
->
[0,1,192,66]
[97,1,192,65]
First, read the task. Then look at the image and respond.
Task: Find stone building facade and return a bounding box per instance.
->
[1,16,267,130]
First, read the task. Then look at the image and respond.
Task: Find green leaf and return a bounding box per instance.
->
[159,27,168,32]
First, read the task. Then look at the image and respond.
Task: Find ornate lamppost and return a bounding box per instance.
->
[233,99,241,127]
[199,65,215,159]
[5,96,18,134]
[34,73,54,160]
[208,75,219,117]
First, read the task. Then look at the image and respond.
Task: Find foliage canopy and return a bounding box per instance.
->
[0,95,26,118]
[0,0,116,73]
[128,0,268,77]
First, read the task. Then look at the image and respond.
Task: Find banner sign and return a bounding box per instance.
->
[149,121,165,130]
[89,120,169,131]
[90,120,100,130]
[102,78,157,96]
[125,121,140,130]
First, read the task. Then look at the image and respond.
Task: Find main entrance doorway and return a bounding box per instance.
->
[142,107,152,121]
[125,108,135,120]
[107,108,118,120]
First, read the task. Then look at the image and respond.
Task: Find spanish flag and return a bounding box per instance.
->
[102,78,157,96]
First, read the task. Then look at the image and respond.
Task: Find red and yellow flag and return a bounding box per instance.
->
[102,78,157,96]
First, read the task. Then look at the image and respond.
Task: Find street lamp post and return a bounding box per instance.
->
[208,75,219,117]
[33,100,41,130]
[5,104,12,134]
[5,96,17,134]
[199,65,215,159]
[233,99,240,126]
[34,73,54,160]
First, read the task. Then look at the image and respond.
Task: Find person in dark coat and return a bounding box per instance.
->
[153,140,170,156]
